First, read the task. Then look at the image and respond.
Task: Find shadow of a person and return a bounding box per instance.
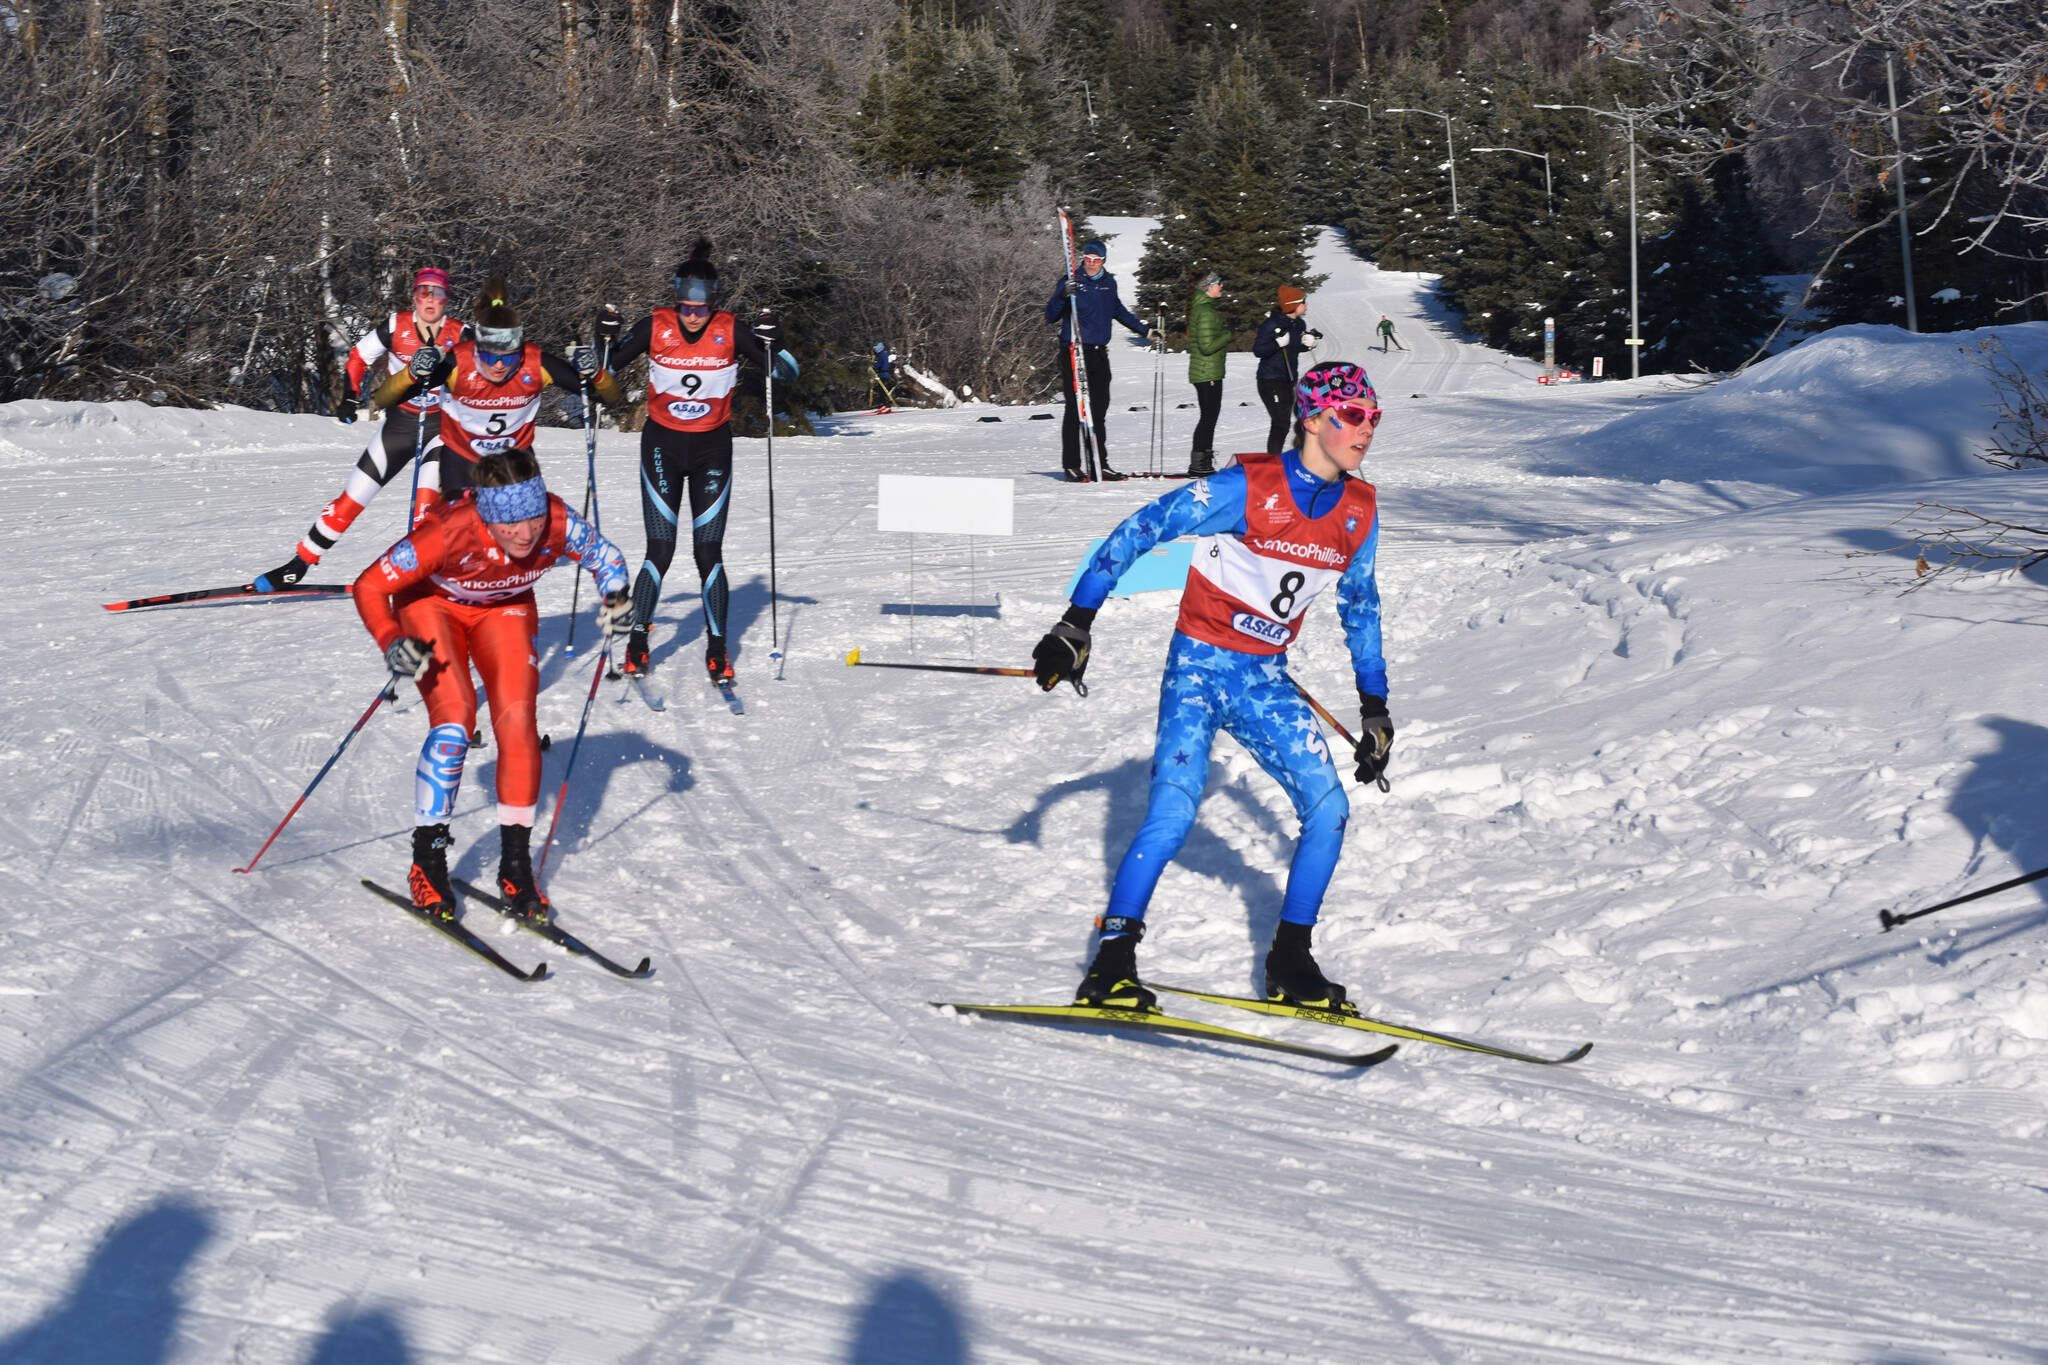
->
[844,1271,971,1365]
[0,1199,212,1365]
[457,731,694,887]
[302,1307,414,1365]
[1003,756,1295,989]
[1926,715,2048,959]
[644,574,819,673]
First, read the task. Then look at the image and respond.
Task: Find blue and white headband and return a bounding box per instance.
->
[475,475,548,524]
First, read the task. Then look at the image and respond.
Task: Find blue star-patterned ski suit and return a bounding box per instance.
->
[1069,450,1387,927]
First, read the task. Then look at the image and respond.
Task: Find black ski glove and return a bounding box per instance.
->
[1063,278,1081,297]
[408,345,441,383]
[1354,691,1393,789]
[596,303,622,343]
[753,309,779,345]
[1033,604,1096,695]
[336,395,359,425]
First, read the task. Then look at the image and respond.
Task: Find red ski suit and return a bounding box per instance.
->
[353,492,627,824]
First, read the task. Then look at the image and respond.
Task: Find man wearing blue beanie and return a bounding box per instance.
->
[1046,236,1155,482]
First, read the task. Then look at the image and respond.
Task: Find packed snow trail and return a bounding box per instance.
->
[2,262,2047,1359]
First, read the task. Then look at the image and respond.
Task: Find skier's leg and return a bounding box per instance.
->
[1225,664,1351,1005]
[1258,378,1292,455]
[1084,344,1114,473]
[1058,345,1081,476]
[627,425,686,668]
[1103,636,1227,923]
[411,438,450,525]
[297,413,422,562]
[471,599,542,828]
[397,596,479,826]
[684,428,735,675]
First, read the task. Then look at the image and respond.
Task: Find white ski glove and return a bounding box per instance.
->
[385,636,434,680]
[596,589,635,640]
[1301,330,1321,351]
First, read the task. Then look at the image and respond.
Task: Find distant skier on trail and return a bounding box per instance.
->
[1184,267,1229,478]
[352,447,631,923]
[1376,315,1404,353]
[364,275,624,520]
[603,239,797,686]
[1030,360,1394,1011]
[1253,285,1321,455]
[254,267,467,592]
[1046,235,1155,482]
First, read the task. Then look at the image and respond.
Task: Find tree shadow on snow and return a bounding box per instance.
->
[1003,756,1295,989]
[843,1270,972,1365]
[0,1198,212,1365]
[303,1307,416,1365]
[454,731,693,886]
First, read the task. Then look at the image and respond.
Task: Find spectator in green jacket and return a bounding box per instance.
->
[1185,268,1229,477]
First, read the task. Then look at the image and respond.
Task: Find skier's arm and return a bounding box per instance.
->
[1252,316,1282,359]
[365,348,454,413]
[1111,290,1150,337]
[1334,516,1388,699]
[346,318,393,397]
[1068,468,1250,611]
[562,509,629,597]
[1045,277,1073,324]
[351,518,450,653]
[538,350,625,407]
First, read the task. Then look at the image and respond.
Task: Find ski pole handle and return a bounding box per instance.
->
[1285,674,1390,793]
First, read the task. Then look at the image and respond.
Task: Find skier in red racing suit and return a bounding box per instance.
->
[352,447,631,923]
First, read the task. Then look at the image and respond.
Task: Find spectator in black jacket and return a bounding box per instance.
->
[1045,237,1155,481]
[1252,285,1322,454]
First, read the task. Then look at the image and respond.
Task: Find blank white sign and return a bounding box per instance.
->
[876,475,1015,537]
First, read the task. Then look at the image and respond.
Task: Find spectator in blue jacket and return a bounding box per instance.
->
[1252,284,1322,454]
[1045,237,1155,482]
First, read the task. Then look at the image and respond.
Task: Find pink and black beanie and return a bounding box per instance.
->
[1294,361,1377,423]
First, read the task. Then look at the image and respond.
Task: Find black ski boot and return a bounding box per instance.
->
[1264,920,1347,1008]
[1096,461,1128,482]
[408,823,456,921]
[705,636,734,684]
[621,628,651,676]
[497,823,551,924]
[1074,916,1156,1009]
[254,554,311,593]
[1187,450,1216,478]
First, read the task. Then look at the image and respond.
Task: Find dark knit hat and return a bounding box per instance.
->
[1081,239,1108,259]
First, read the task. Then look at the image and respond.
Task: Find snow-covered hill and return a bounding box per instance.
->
[3,243,2046,1362]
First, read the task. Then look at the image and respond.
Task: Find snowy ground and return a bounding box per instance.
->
[3,232,2048,1363]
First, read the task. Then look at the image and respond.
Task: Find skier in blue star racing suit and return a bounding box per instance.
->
[1032,360,1395,1011]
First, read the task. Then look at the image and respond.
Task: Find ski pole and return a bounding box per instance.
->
[565,333,607,658]
[1151,310,1165,474]
[1286,674,1390,793]
[761,311,782,665]
[235,673,399,874]
[845,647,1033,679]
[536,643,611,885]
[404,388,430,528]
[1879,865,2048,932]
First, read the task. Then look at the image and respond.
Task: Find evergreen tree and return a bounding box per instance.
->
[1138,48,1321,339]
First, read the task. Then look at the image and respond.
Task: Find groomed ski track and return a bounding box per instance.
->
[2,229,2046,1361]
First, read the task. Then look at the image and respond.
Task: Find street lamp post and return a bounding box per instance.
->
[1385,106,1458,218]
[1470,145,1552,217]
[1317,96,1373,134]
[1535,101,1641,378]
